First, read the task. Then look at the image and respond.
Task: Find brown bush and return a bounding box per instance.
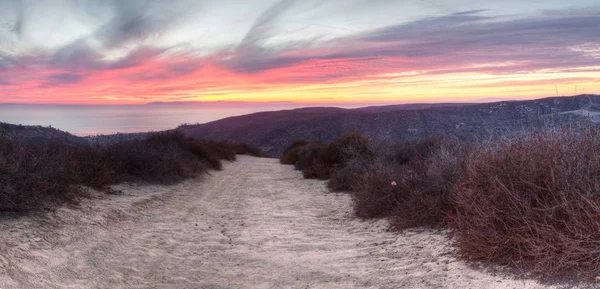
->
[389,138,469,229]
[192,140,264,161]
[392,137,447,165]
[280,136,468,224]
[185,140,228,170]
[327,157,367,192]
[282,129,600,278]
[0,131,259,212]
[280,133,374,182]
[327,140,394,192]
[349,137,469,227]
[452,129,600,277]
[232,143,265,157]
[104,133,207,183]
[302,157,331,180]
[280,141,329,180]
[351,160,404,218]
[294,142,326,171]
[0,139,88,210]
[280,140,310,164]
[319,132,373,169]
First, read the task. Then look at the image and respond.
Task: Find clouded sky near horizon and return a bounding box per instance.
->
[0,0,599,104]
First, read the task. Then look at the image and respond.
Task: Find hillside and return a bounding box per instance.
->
[0,122,89,145]
[85,131,166,146]
[180,94,599,157]
[0,122,174,147]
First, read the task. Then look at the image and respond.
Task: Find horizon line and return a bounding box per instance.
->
[1,94,598,107]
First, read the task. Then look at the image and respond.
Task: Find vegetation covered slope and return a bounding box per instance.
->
[0,128,262,212]
[1,122,89,145]
[180,95,599,157]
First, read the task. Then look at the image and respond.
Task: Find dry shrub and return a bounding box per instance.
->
[0,139,89,210]
[327,157,368,191]
[392,137,446,165]
[105,134,207,183]
[320,132,373,169]
[294,142,326,171]
[232,143,265,157]
[185,140,228,170]
[302,158,330,180]
[280,140,310,164]
[327,140,393,192]
[280,133,374,182]
[309,132,374,181]
[279,135,468,226]
[452,129,600,277]
[0,131,260,212]
[351,160,404,218]
[350,137,469,228]
[389,138,469,229]
[281,128,600,278]
[196,140,264,160]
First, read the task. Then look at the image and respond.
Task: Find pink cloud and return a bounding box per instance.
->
[1,9,599,103]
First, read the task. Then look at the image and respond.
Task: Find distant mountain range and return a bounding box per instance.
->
[179,95,600,157]
[3,95,599,157]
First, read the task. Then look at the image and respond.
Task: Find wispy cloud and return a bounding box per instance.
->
[90,0,199,48]
[233,8,600,76]
[0,1,598,103]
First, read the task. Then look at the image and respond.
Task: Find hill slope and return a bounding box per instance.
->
[181,95,598,156]
[0,122,88,145]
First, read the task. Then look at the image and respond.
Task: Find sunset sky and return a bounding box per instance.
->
[0,0,599,104]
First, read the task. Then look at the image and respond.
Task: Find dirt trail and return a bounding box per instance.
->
[0,156,550,288]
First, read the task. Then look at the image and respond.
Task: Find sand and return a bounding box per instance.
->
[0,156,559,288]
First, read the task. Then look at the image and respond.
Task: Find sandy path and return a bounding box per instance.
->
[0,156,552,288]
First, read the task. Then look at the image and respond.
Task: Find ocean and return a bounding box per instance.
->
[0,103,366,136]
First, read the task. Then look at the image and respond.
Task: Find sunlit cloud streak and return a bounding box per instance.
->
[0,0,598,104]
